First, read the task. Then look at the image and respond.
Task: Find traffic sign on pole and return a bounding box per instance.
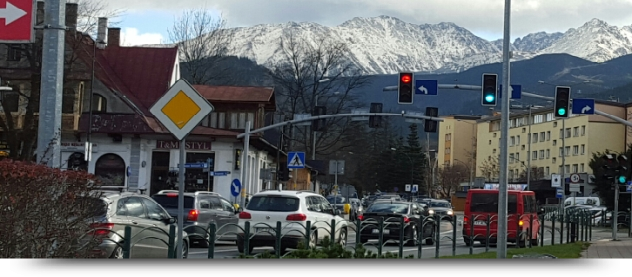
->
[556,188,564,199]
[571,98,595,115]
[287,152,306,169]
[231,179,241,197]
[415,80,438,95]
[570,173,580,183]
[0,0,35,43]
[498,84,522,99]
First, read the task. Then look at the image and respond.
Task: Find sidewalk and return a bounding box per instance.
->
[581,237,632,258]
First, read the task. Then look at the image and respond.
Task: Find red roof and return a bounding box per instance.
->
[193,85,274,102]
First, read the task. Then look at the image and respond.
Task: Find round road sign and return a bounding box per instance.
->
[570,174,580,183]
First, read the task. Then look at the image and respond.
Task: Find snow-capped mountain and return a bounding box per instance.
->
[222,16,632,75]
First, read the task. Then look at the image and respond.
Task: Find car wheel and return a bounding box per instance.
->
[179,241,189,259]
[425,237,435,246]
[406,227,418,246]
[109,246,124,259]
[530,235,540,246]
[309,230,318,249]
[517,235,526,248]
[338,228,347,248]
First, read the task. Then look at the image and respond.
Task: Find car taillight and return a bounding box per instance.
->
[286,213,307,221]
[167,193,177,197]
[357,214,364,221]
[403,216,411,223]
[187,209,199,221]
[239,211,251,219]
[89,223,114,236]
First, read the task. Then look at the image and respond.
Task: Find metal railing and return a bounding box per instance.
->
[83,211,594,259]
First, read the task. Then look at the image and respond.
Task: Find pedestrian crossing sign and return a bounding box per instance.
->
[287,151,306,169]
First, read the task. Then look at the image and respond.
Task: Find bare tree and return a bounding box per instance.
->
[0,1,120,161]
[270,30,371,156]
[479,155,500,182]
[168,9,235,85]
[518,166,545,182]
[72,0,125,35]
[436,164,468,198]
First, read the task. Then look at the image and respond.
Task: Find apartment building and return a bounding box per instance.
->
[437,115,480,170]
[475,100,627,183]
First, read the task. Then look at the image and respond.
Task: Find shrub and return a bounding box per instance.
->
[238,236,415,259]
[0,159,103,258]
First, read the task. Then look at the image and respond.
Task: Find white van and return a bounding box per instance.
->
[565,197,601,207]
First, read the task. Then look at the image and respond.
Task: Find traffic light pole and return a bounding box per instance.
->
[496,0,512,259]
[613,181,619,241]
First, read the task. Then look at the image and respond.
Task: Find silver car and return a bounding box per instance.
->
[83,191,190,258]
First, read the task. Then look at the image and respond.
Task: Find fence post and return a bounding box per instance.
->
[378,217,384,258]
[529,214,534,248]
[418,218,423,259]
[330,219,336,248]
[551,214,556,246]
[123,226,132,259]
[355,219,361,248]
[434,215,440,259]
[560,212,565,245]
[539,214,544,247]
[469,215,475,255]
[516,214,522,248]
[275,221,282,258]
[452,214,457,257]
[305,221,312,250]
[485,215,490,253]
[167,224,175,259]
[207,223,216,259]
[398,217,404,259]
[244,221,251,256]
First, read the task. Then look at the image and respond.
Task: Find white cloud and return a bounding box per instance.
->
[120,27,164,46]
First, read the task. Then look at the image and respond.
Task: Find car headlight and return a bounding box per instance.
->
[428,209,435,214]
[447,210,453,215]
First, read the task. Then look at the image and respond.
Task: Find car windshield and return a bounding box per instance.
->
[152,195,195,209]
[247,195,300,212]
[430,202,451,208]
[76,197,108,217]
[470,193,517,214]
[366,203,409,214]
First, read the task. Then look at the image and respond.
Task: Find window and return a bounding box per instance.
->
[62,88,76,114]
[470,193,518,214]
[493,149,497,154]
[546,131,551,141]
[553,121,558,127]
[553,140,557,146]
[581,125,586,136]
[565,146,570,156]
[552,157,556,164]
[546,113,554,122]
[510,136,515,146]
[517,135,521,145]
[539,132,545,142]
[521,145,525,150]
[7,45,21,61]
[509,153,514,163]
[488,140,491,145]
[565,128,571,138]
[573,145,579,156]
[565,165,570,173]
[445,134,451,141]
[572,164,578,173]
[573,127,579,137]
[532,151,537,160]
[522,128,526,133]
[0,89,19,113]
[141,198,168,221]
[516,153,520,162]
[92,94,107,113]
[493,133,497,138]
[545,167,550,176]
[247,195,300,212]
[581,144,585,155]
[559,129,564,139]
[532,133,538,143]
[546,149,550,159]
[539,150,544,159]
[559,147,564,157]
[220,199,235,213]
[122,197,148,219]
[580,164,585,172]
[534,115,543,124]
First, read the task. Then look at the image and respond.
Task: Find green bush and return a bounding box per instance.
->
[238,236,415,259]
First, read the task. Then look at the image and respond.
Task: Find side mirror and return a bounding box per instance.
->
[165,217,176,224]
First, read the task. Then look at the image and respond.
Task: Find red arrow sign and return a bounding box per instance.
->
[0,0,35,43]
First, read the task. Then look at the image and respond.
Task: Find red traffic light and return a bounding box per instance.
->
[401,74,412,83]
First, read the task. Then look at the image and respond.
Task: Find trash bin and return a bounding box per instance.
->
[512,254,557,259]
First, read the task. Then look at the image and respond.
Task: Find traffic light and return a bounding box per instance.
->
[554,86,571,118]
[277,163,290,181]
[312,105,327,132]
[602,154,617,180]
[424,107,439,133]
[369,102,383,128]
[616,154,629,184]
[481,73,497,106]
[398,72,414,104]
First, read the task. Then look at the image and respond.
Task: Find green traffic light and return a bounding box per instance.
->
[485,95,495,103]
[618,175,627,184]
[557,108,566,116]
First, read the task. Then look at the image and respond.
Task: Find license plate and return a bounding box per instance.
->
[256,228,273,233]
[372,229,389,234]
[474,221,487,226]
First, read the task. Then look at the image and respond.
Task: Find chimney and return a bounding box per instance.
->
[36,1,45,24]
[97,17,108,48]
[107,27,121,47]
[65,3,78,30]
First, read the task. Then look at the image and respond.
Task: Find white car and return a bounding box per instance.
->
[236,189,349,253]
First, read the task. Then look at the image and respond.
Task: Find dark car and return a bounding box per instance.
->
[358,201,436,246]
[427,199,454,221]
[152,191,239,248]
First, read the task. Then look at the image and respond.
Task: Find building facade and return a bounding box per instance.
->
[475,101,627,192]
[437,115,480,170]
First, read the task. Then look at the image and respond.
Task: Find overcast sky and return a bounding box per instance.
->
[94,0,632,45]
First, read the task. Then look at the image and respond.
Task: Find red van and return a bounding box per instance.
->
[462,189,540,247]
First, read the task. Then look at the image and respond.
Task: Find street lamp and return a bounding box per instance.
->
[391,147,414,194]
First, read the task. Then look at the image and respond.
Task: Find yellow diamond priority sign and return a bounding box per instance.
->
[150,79,214,140]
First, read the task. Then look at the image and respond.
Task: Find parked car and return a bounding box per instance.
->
[83,190,189,258]
[236,189,349,253]
[152,191,239,248]
[349,198,363,220]
[427,199,455,221]
[326,195,347,213]
[358,200,436,246]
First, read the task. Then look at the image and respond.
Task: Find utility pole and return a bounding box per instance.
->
[497,0,512,259]
[37,0,66,167]
[526,105,532,190]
